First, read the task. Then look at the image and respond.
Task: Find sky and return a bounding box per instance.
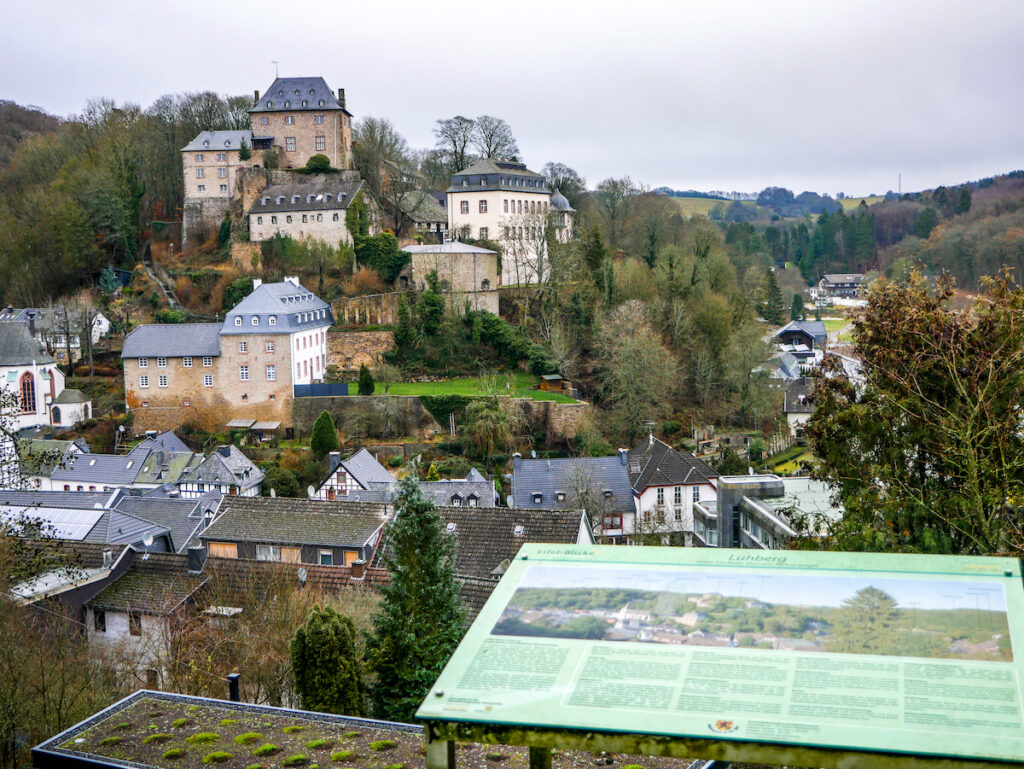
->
[3,0,1023,197]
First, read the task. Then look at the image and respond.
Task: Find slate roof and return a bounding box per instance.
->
[222,280,332,335]
[87,552,208,615]
[121,323,221,358]
[341,448,395,486]
[784,378,814,414]
[0,489,111,509]
[397,190,448,223]
[202,557,390,603]
[179,447,262,492]
[403,241,496,255]
[822,273,864,284]
[364,478,499,508]
[181,130,253,152]
[511,455,634,513]
[135,431,192,453]
[549,189,575,212]
[114,494,220,553]
[51,447,151,486]
[250,77,348,114]
[202,497,386,547]
[82,509,170,547]
[16,439,86,476]
[627,437,718,491]
[132,451,200,486]
[774,320,827,344]
[447,158,549,194]
[457,575,500,622]
[249,181,364,215]
[53,388,88,404]
[0,322,55,366]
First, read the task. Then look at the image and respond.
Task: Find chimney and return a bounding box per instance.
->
[351,559,365,579]
[102,549,113,568]
[218,446,231,457]
[512,452,522,469]
[26,311,35,335]
[253,89,260,105]
[618,448,628,466]
[187,546,207,574]
[284,275,300,286]
[328,451,342,474]
[252,278,262,290]
[337,88,346,109]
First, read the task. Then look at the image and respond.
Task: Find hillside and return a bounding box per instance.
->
[0,100,60,169]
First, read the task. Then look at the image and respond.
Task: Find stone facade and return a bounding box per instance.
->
[327,330,395,373]
[182,146,246,200]
[332,293,400,326]
[182,197,231,250]
[403,243,500,314]
[252,110,351,171]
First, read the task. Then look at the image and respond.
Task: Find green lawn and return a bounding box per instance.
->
[351,372,579,403]
[822,318,847,334]
[668,197,723,216]
[839,195,884,210]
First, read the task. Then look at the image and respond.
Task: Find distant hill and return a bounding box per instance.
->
[0,100,61,169]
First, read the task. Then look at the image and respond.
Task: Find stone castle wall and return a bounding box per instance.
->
[327,330,395,372]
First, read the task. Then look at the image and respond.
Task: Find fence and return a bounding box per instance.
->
[294,382,349,398]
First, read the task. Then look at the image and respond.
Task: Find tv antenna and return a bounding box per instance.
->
[272,60,279,78]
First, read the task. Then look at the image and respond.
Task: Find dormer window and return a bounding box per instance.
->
[325,193,332,202]
[307,194,313,203]
[291,195,299,203]
[462,179,468,187]
[269,316,277,326]
[450,495,462,506]
[318,99,324,106]
[251,316,259,326]
[285,100,291,107]
[603,489,614,498]
[203,140,209,148]
[555,491,566,502]
[234,317,242,326]
[532,493,543,504]
[261,197,269,205]
[514,524,525,536]
[276,196,284,204]
[225,140,231,147]
[267,100,274,107]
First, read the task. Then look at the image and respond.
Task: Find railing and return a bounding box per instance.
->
[294,382,349,398]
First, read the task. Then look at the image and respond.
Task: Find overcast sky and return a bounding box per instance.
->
[3,0,1023,197]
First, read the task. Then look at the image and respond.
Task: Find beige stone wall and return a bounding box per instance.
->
[328,330,395,372]
[183,148,246,200]
[231,242,262,273]
[248,207,351,245]
[333,294,400,326]
[410,250,497,294]
[251,111,351,170]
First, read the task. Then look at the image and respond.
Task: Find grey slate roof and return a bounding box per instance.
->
[397,190,447,223]
[0,322,55,365]
[16,439,88,476]
[121,323,221,358]
[221,280,332,335]
[627,436,718,491]
[822,273,865,284]
[181,130,253,152]
[82,509,170,547]
[250,77,348,114]
[447,158,549,194]
[549,189,575,212]
[784,378,814,414]
[775,320,827,344]
[341,448,395,486]
[136,431,192,454]
[249,181,363,215]
[87,552,208,615]
[403,241,496,255]
[51,444,151,485]
[364,478,499,508]
[53,388,88,404]
[179,446,263,491]
[131,451,201,487]
[202,497,386,548]
[114,494,220,553]
[511,455,634,513]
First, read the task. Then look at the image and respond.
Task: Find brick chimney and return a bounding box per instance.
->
[350,559,365,580]
[253,90,260,105]
[618,448,628,466]
[337,88,346,110]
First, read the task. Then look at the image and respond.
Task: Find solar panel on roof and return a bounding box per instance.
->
[0,505,104,541]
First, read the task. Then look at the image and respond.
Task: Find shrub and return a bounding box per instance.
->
[172,718,192,728]
[385,764,404,769]
[486,753,504,762]
[155,309,189,324]
[357,364,375,395]
[342,266,386,297]
[387,455,403,468]
[263,465,300,497]
[304,154,333,173]
[203,752,234,764]
[306,739,331,750]
[187,733,220,745]
[143,734,173,744]
[253,744,280,757]
[310,411,339,459]
[369,740,396,752]
[234,733,263,746]
[99,737,122,746]
[163,749,185,759]
[330,751,353,761]
[283,726,305,734]
[282,755,309,766]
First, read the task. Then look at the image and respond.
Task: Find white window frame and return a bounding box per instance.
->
[138,357,148,368]
[251,316,259,326]
[256,544,281,561]
[234,317,242,326]
[285,137,296,152]
[158,374,168,388]
[479,200,487,213]
[692,485,700,503]
[269,316,277,326]
[239,341,247,353]
[218,167,228,178]
[266,340,275,352]
[460,200,469,214]
[139,375,149,388]
[157,357,167,367]
[196,168,205,178]
[240,366,249,381]
[315,136,326,151]
[318,549,333,565]
[183,356,192,367]
[267,365,276,381]
[202,356,213,367]
[203,374,213,387]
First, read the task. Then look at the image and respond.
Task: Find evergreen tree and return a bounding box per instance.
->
[310,410,339,459]
[790,293,804,322]
[357,364,375,395]
[290,606,365,716]
[98,266,120,296]
[238,138,252,161]
[915,207,939,239]
[814,303,822,321]
[955,186,972,215]
[415,272,445,335]
[366,478,466,722]
[425,462,440,481]
[760,268,786,324]
[828,587,901,654]
[394,295,414,348]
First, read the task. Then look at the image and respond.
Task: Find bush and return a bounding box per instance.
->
[253,744,280,757]
[220,719,238,726]
[310,410,339,459]
[282,755,308,766]
[99,737,123,746]
[387,455,403,468]
[187,733,220,745]
[369,740,396,752]
[202,752,233,764]
[434,456,470,478]
[342,266,385,297]
[163,749,185,759]
[155,309,189,324]
[143,734,173,744]
[283,726,305,734]
[304,154,333,173]
[263,465,300,497]
[234,733,263,746]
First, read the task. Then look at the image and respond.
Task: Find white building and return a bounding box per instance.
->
[0,323,68,431]
[446,159,574,285]
[248,181,363,244]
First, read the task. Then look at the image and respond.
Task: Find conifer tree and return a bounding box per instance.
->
[394,295,414,348]
[790,293,804,322]
[290,606,365,716]
[310,410,339,459]
[760,267,786,324]
[357,364,375,395]
[425,462,441,481]
[366,478,466,722]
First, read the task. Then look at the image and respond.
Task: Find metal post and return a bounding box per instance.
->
[227,673,240,702]
[425,738,455,769]
[528,747,551,769]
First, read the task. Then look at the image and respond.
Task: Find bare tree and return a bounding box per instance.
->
[433,116,476,175]
[541,162,587,209]
[593,176,641,250]
[354,117,411,203]
[472,115,519,160]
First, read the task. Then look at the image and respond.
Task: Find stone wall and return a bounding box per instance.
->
[292,395,443,439]
[239,167,362,218]
[250,109,351,171]
[332,293,400,326]
[502,399,591,440]
[327,330,395,372]
[231,242,262,273]
[182,198,231,250]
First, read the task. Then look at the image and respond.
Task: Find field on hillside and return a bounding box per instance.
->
[350,372,579,403]
[667,197,727,216]
[839,195,885,210]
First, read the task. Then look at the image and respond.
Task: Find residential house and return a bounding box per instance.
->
[815,273,865,300]
[311,448,396,500]
[15,437,89,489]
[121,278,332,432]
[774,320,827,356]
[0,306,111,364]
[249,76,353,171]
[177,446,263,497]
[181,130,253,202]
[397,189,448,240]
[446,159,573,285]
[783,377,813,437]
[0,323,68,431]
[201,496,387,567]
[399,242,499,313]
[248,181,363,244]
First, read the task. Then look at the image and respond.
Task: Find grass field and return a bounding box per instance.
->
[822,318,847,334]
[667,197,723,216]
[351,372,579,403]
[839,195,885,210]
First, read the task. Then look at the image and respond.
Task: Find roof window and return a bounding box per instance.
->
[514,524,525,536]
[446,522,457,533]
[203,140,209,147]
[603,489,614,498]
[301,100,308,107]
[532,493,543,504]
[318,99,324,106]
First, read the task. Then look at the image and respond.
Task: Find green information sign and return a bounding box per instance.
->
[418,545,1024,765]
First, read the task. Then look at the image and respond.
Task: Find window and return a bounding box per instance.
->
[285,115,295,125]
[315,114,324,124]
[266,365,276,381]
[138,357,148,368]
[195,153,204,162]
[204,374,213,387]
[128,611,142,636]
[603,514,623,531]
[286,215,292,223]
[198,185,205,192]
[693,485,700,503]
[268,316,277,326]
[657,487,664,505]
[479,200,487,213]
[517,200,523,213]
[216,152,227,162]
[217,167,228,178]
[234,317,242,326]
[675,507,683,521]
[158,375,168,388]
[555,491,566,502]
[302,214,308,223]
[141,402,149,408]
[240,366,249,381]
[315,136,326,151]
[251,316,259,326]
[503,199,509,212]
[318,550,333,566]
[139,375,150,388]
[504,226,510,238]
[202,356,213,367]
[316,213,322,221]
[532,493,543,504]
[196,168,205,178]
[256,544,281,562]
[271,215,277,224]
[479,227,488,240]
[333,213,339,221]
[239,341,247,352]
[285,137,296,152]
[460,200,469,214]
[157,357,167,367]
[220,184,227,193]
[183,356,192,367]
[94,610,106,633]
[183,399,190,407]
[674,487,682,505]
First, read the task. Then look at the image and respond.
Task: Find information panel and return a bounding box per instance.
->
[418,545,1024,763]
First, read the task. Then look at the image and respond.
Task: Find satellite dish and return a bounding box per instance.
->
[307,485,316,498]
[297,567,307,584]
[506,495,514,508]
[531,450,537,458]
[142,532,154,547]
[269,488,276,498]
